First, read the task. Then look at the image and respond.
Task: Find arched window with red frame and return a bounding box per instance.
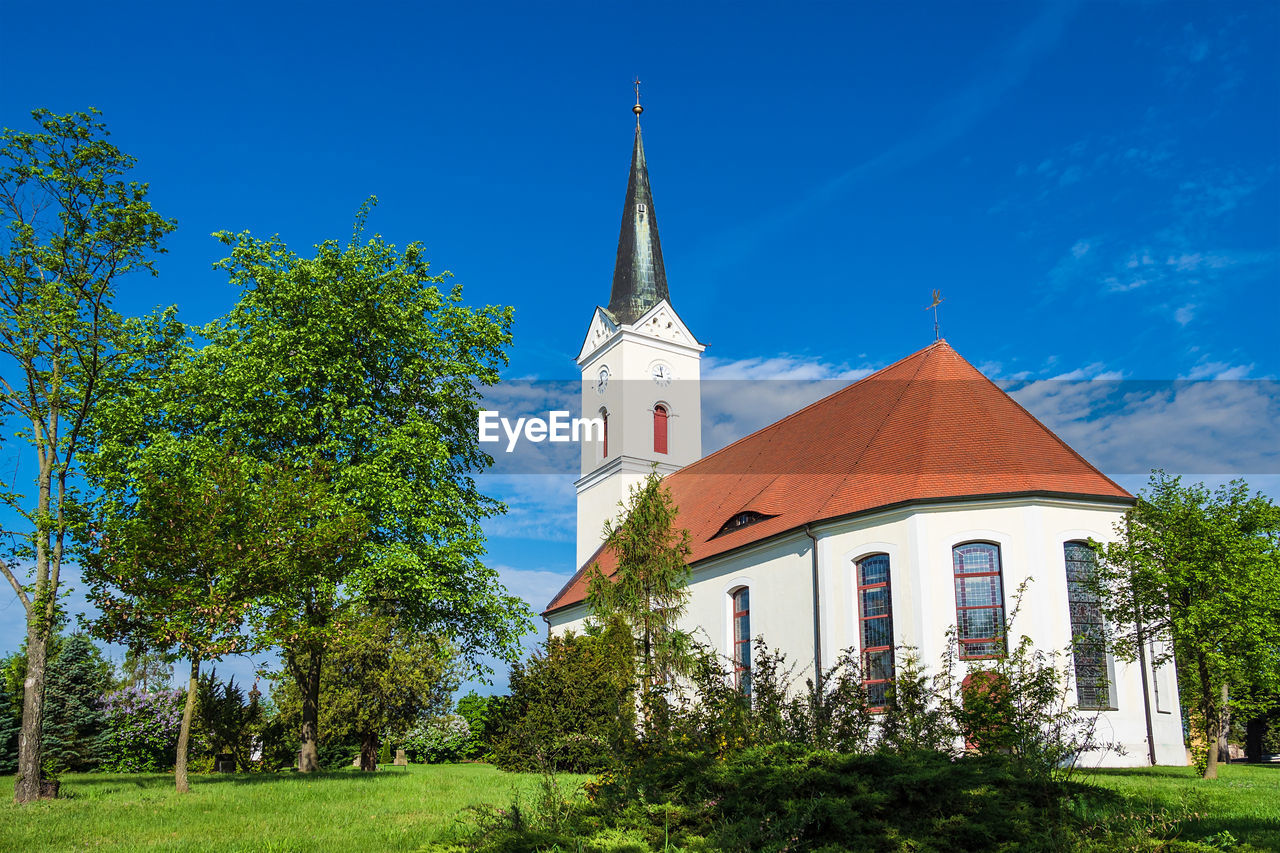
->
[653,404,668,454]
[600,408,609,458]
[953,542,1006,659]
[856,553,893,709]
[731,587,751,696]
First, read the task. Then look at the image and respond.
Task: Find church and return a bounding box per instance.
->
[542,104,1186,768]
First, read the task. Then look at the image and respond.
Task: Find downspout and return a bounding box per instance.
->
[804,524,823,692]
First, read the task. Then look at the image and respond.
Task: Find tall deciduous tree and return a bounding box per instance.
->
[0,109,175,802]
[587,471,694,728]
[189,200,527,771]
[1092,472,1280,779]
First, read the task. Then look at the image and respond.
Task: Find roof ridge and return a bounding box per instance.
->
[674,340,947,479]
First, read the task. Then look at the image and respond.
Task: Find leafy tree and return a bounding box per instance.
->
[187,201,527,771]
[97,685,183,772]
[1092,472,1280,779]
[586,471,694,728]
[83,444,362,791]
[271,612,458,770]
[455,690,496,760]
[41,634,112,773]
[0,108,175,801]
[118,649,173,693]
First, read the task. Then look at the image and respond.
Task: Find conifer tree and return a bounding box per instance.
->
[0,672,19,774]
[586,471,693,728]
[40,635,111,773]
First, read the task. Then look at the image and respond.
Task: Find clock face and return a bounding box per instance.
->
[595,366,610,394]
[651,363,673,387]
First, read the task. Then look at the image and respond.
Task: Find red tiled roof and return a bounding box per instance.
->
[544,340,1132,615]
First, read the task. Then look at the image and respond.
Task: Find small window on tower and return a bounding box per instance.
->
[653,404,668,454]
[637,203,647,214]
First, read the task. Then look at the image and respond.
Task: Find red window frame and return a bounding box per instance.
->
[856,554,893,710]
[732,587,750,695]
[601,409,608,458]
[953,542,1006,660]
[653,404,668,454]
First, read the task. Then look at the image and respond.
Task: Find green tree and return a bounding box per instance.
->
[0,109,175,802]
[83,448,362,791]
[1092,472,1280,779]
[586,471,694,727]
[188,201,527,771]
[271,613,458,771]
[193,669,261,770]
[41,634,112,773]
[118,649,173,693]
[0,663,19,774]
[490,627,635,773]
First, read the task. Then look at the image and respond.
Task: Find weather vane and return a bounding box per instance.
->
[925,289,945,341]
[633,77,643,122]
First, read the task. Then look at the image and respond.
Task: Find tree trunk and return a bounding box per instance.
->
[359,732,377,772]
[1198,654,1219,780]
[175,656,200,793]
[298,648,322,773]
[13,630,50,803]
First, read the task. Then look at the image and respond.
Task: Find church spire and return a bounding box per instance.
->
[606,89,669,325]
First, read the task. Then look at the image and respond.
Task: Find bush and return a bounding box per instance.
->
[455,690,497,760]
[489,627,635,773]
[97,687,184,772]
[403,714,470,763]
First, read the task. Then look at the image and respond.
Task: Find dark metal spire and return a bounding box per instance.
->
[606,95,669,325]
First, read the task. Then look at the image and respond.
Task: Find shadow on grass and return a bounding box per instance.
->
[59,769,411,790]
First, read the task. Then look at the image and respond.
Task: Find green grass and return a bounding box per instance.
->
[1,764,588,852]
[3,763,1277,852]
[1084,764,1280,851]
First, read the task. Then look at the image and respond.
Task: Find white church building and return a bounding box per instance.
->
[543,108,1186,767]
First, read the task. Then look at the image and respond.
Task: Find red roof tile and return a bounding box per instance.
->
[544,340,1131,615]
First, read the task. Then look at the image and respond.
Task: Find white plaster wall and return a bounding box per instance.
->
[548,495,1187,767]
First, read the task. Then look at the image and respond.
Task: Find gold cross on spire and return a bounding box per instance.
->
[633,77,643,122]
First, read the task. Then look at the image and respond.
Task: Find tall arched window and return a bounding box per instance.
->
[731,587,751,696]
[856,553,893,708]
[1064,542,1112,709]
[953,542,1006,659]
[600,408,609,458]
[653,404,669,454]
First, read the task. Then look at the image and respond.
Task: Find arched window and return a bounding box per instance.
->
[731,587,751,696]
[953,543,1006,659]
[1064,542,1113,709]
[600,408,609,458]
[856,553,893,708]
[653,404,668,454]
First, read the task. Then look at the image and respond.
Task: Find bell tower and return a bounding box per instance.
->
[574,92,704,569]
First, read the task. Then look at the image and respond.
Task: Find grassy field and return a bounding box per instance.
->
[2,763,1277,851]
[1086,764,1280,851]
[1,764,588,852]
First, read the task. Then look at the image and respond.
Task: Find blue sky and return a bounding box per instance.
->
[2,1,1277,690]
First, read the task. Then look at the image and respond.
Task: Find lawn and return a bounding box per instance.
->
[0,764,588,852]
[3,763,1277,852]
[1085,764,1280,851]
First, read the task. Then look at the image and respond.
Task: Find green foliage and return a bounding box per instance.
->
[587,471,694,720]
[118,649,173,693]
[1092,472,1280,777]
[40,634,112,773]
[0,664,19,774]
[97,686,183,772]
[490,627,635,773]
[455,690,497,760]
[193,669,261,768]
[270,611,459,764]
[403,714,471,763]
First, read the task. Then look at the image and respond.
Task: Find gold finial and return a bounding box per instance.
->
[633,77,643,120]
